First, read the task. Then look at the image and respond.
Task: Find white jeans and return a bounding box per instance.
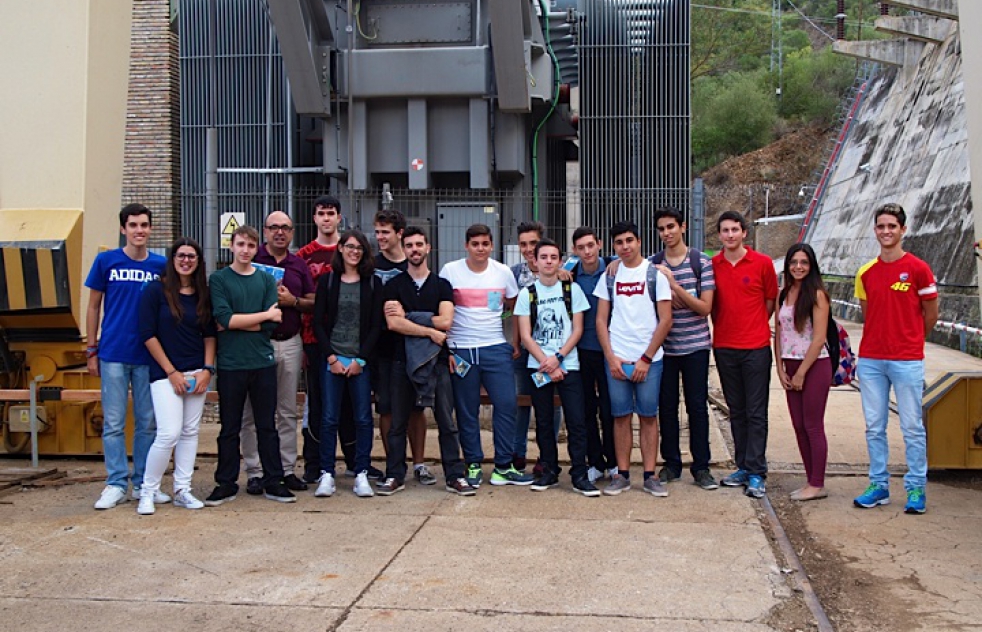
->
[241,333,303,477]
[144,375,207,493]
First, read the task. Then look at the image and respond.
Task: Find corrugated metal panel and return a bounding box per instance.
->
[578,0,690,247]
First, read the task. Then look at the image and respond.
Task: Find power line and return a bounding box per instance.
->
[691,2,874,30]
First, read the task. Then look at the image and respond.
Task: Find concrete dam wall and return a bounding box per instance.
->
[808,24,979,334]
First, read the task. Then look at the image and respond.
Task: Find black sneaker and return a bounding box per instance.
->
[283,474,309,491]
[573,478,602,497]
[246,477,263,495]
[264,482,297,503]
[302,470,320,485]
[376,478,405,496]
[530,472,559,492]
[657,467,682,484]
[446,478,477,496]
[367,465,385,481]
[204,484,238,507]
[693,470,719,490]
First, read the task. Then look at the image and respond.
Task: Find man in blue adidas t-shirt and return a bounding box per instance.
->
[85,203,167,510]
[651,208,718,491]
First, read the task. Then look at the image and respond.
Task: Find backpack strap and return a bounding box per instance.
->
[689,248,703,296]
[605,267,616,305]
[562,280,573,319]
[646,261,659,303]
[528,282,538,326]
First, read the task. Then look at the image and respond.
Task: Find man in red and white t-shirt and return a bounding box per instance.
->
[852,203,938,514]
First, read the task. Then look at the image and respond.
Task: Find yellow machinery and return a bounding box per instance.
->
[922,372,982,469]
[0,1,134,455]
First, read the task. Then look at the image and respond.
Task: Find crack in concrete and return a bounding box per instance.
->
[0,594,333,609]
[349,603,758,622]
[326,515,431,632]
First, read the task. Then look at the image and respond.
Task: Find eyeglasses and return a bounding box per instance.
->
[342,244,364,252]
[175,253,198,261]
[265,224,294,232]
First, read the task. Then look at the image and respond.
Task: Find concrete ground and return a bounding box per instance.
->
[1,320,980,631]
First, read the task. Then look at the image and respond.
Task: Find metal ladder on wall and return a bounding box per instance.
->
[797,60,880,243]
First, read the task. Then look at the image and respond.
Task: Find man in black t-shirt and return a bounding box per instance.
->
[373,209,433,485]
[376,227,475,496]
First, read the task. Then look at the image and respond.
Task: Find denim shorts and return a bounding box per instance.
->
[607,360,663,418]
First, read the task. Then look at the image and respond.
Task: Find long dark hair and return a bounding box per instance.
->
[779,243,828,333]
[162,237,211,325]
[331,229,375,279]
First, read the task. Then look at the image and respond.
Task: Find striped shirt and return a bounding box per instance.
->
[651,250,715,356]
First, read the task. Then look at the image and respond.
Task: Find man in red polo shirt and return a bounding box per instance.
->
[711,211,778,498]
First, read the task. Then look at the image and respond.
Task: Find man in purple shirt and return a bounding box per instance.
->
[241,211,316,493]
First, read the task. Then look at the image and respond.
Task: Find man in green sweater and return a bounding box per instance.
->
[205,225,296,505]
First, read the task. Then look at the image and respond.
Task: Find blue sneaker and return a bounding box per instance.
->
[904,488,926,514]
[744,475,766,498]
[853,484,890,508]
[721,469,749,487]
[465,463,483,488]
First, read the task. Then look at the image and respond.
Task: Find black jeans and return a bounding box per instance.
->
[659,349,712,475]
[303,344,356,478]
[529,370,589,482]
[215,365,283,488]
[714,346,772,477]
[385,360,464,483]
[579,348,615,471]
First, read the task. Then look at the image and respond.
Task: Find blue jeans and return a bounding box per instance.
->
[452,342,517,468]
[99,360,155,490]
[606,360,664,418]
[321,364,374,475]
[857,359,927,490]
[513,351,561,459]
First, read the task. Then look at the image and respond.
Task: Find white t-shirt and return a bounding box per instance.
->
[440,258,519,348]
[514,280,590,371]
[593,259,671,361]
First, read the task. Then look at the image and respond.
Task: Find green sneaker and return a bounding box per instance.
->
[489,466,534,486]
[465,463,483,488]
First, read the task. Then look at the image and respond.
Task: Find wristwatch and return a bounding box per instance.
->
[203,364,217,375]
[555,352,565,363]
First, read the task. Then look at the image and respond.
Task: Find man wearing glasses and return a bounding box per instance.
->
[240,211,317,495]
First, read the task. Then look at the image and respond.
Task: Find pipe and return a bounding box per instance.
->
[531,2,563,221]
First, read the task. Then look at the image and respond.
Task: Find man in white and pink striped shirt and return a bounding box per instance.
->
[440,224,533,488]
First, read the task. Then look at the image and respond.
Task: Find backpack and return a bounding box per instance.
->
[605,260,662,304]
[527,281,573,327]
[649,248,704,296]
[824,316,856,387]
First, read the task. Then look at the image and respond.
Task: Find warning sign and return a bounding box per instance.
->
[220,212,245,249]
[411,158,425,171]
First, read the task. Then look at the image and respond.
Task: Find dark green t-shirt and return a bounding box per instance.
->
[209,266,277,371]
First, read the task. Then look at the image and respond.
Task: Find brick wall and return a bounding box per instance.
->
[122,0,180,249]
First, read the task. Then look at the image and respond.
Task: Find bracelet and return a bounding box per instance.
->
[85,346,98,359]
[640,353,654,364]
[328,358,338,366]
[294,297,300,307]
[167,369,178,376]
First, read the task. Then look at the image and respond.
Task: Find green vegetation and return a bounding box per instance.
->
[692,0,883,173]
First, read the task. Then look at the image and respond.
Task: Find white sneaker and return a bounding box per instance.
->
[132,487,172,504]
[173,488,204,510]
[587,466,602,484]
[353,472,375,497]
[137,490,155,515]
[314,472,335,497]
[94,485,128,510]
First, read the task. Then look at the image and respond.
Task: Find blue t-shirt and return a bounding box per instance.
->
[138,281,217,382]
[573,260,608,352]
[84,248,166,364]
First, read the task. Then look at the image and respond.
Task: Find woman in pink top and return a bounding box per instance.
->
[774,244,832,501]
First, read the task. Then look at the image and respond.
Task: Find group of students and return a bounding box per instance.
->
[84,198,938,515]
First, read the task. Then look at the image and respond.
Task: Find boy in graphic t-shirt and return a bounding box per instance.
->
[86,203,167,510]
[594,221,673,497]
[514,238,597,496]
[852,203,938,515]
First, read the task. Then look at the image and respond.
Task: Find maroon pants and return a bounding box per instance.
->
[782,358,832,488]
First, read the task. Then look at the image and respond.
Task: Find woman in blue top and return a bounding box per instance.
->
[137,238,217,515]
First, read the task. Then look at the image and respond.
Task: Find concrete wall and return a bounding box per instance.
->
[957,3,982,317]
[809,23,979,330]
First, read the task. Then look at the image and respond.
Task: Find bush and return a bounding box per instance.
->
[777,47,856,124]
[693,72,777,171]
